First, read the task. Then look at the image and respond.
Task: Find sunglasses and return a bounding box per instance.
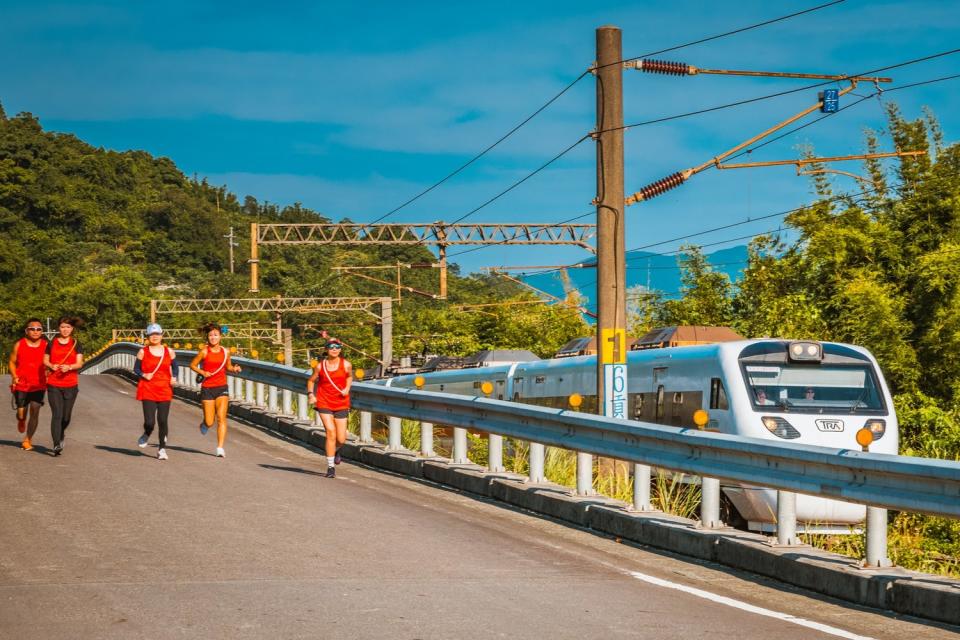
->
[326,344,342,349]
[26,327,43,331]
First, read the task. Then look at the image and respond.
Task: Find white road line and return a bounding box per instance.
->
[628,570,875,640]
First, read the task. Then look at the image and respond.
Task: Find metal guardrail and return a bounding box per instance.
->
[83,342,960,565]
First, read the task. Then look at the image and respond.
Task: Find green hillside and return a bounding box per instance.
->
[0,105,589,362]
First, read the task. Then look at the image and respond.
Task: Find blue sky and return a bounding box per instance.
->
[2,0,958,278]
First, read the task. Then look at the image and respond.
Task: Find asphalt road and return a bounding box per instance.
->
[0,374,956,639]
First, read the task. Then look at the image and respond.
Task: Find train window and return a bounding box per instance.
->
[656,385,665,420]
[633,394,645,418]
[710,378,728,410]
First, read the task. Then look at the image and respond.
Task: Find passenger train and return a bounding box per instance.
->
[381,338,898,533]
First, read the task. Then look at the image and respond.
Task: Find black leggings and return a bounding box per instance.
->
[142,401,171,447]
[48,385,79,447]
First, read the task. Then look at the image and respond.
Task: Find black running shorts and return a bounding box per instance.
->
[200,385,229,401]
[316,408,349,419]
[14,390,45,408]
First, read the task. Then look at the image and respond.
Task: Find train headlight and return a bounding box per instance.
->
[863,419,886,440]
[788,341,822,362]
[761,416,801,439]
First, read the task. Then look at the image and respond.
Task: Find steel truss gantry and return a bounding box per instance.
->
[249,222,598,298]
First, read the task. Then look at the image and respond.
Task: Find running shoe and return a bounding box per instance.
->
[325,466,335,478]
[334,451,342,465]
[21,437,32,451]
[199,420,208,436]
[137,433,149,448]
[17,417,26,433]
[53,444,62,456]
[157,448,168,461]
[216,447,225,458]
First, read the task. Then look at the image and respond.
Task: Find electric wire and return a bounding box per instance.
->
[602,48,960,135]
[372,2,844,226]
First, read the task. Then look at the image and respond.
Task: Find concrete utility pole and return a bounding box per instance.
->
[595,26,627,419]
[224,226,237,274]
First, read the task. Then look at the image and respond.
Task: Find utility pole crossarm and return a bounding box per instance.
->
[625,59,892,84]
[715,149,927,171]
[626,82,861,205]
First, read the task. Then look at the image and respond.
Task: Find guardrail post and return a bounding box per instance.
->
[268,385,278,412]
[528,442,545,483]
[227,376,236,399]
[633,463,653,511]
[452,427,468,464]
[256,382,266,406]
[420,421,435,457]
[576,452,593,496]
[388,416,402,450]
[245,379,254,404]
[776,490,799,545]
[282,389,292,416]
[360,411,372,443]
[864,506,892,567]
[488,434,504,472]
[297,393,309,420]
[700,477,723,528]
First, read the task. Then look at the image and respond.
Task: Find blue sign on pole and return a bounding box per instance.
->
[820,89,839,113]
[220,325,229,336]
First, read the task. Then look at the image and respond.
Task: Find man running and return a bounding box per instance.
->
[8,318,48,451]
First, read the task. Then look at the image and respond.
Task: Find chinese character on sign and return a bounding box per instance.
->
[819,89,839,113]
[604,364,628,419]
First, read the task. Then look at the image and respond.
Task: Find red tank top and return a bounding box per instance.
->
[46,338,81,388]
[13,338,47,392]
[315,358,350,411]
[136,346,174,402]
[200,347,228,388]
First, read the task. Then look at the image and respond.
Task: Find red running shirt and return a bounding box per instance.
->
[136,346,174,402]
[45,338,82,388]
[315,358,350,412]
[13,338,48,392]
[200,347,229,388]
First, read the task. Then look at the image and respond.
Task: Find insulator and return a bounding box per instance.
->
[637,59,690,76]
[637,172,688,201]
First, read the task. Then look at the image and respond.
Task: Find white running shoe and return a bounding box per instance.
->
[158,448,168,460]
[216,447,225,458]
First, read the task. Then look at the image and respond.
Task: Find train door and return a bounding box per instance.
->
[653,366,667,424]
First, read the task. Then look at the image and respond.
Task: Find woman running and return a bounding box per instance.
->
[43,316,84,456]
[306,337,352,478]
[8,318,48,451]
[189,323,240,458]
[134,323,179,460]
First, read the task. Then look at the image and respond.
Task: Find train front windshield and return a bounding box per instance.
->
[743,363,885,413]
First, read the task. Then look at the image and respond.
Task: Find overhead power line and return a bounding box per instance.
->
[371,2,845,225]
[618,1,846,66]
[606,48,960,134]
